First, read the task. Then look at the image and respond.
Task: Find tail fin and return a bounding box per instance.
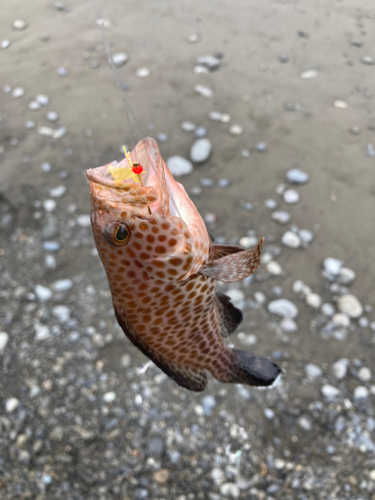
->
[215,349,282,388]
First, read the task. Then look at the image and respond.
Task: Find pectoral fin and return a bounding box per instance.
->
[200,238,264,282]
[212,244,243,260]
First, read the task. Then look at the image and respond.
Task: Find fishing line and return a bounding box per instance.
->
[90,0,183,220]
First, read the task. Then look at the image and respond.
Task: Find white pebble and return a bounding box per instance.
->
[226,289,245,303]
[283,189,300,204]
[34,324,51,341]
[299,229,314,244]
[36,94,49,106]
[12,87,25,98]
[337,267,356,285]
[52,279,73,292]
[43,199,56,212]
[254,291,266,305]
[6,398,19,412]
[34,284,52,301]
[220,483,240,499]
[194,84,213,98]
[190,138,212,163]
[281,231,301,249]
[300,69,318,79]
[306,293,322,309]
[229,125,243,135]
[0,332,9,353]
[49,185,66,197]
[265,199,277,210]
[264,408,275,419]
[334,100,348,109]
[38,126,55,137]
[323,257,343,276]
[166,156,193,176]
[331,358,348,380]
[220,113,231,123]
[332,312,350,328]
[1,40,10,49]
[305,363,323,379]
[268,299,298,318]
[292,280,304,294]
[52,305,70,322]
[321,384,340,398]
[103,391,116,403]
[53,127,67,139]
[354,386,369,399]
[29,100,41,110]
[136,67,150,78]
[358,367,372,382]
[111,52,128,68]
[337,294,363,318]
[13,19,27,30]
[46,111,59,122]
[280,317,298,332]
[76,214,91,227]
[267,261,283,276]
[240,236,258,249]
[286,168,309,184]
[180,121,196,132]
[321,303,335,317]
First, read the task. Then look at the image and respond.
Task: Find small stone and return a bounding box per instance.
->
[200,177,214,188]
[254,291,266,305]
[36,94,49,106]
[148,437,165,456]
[190,138,212,163]
[349,126,361,135]
[305,363,323,379]
[195,126,207,137]
[369,470,375,481]
[267,261,283,276]
[103,391,116,403]
[358,367,372,382]
[49,185,66,197]
[211,467,225,485]
[76,214,91,227]
[43,241,60,251]
[217,178,231,188]
[52,305,70,322]
[331,358,348,380]
[279,53,289,63]
[194,84,213,97]
[209,110,222,122]
[196,55,220,70]
[220,113,231,123]
[280,317,298,333]
[1,40,10,49]
[52,279,73,292]
[281,231,301,249]
[43,199,56,212]
[6,397,19,412]
[229,125,243,135]
[53,127,67,139]
[241,149,251,157]
[366,144,375,157]
[220,483,240,499]
[153,469,169,483]
[42,474,53,485]
[272,211,291,224]
[299,229,314,244]
[321,303,335,316]
[337,267,356,284]
[29,100,41,110]
[361,55,374,65]
[12,87,25,98]
[39,126,55,137]
[46,111,59,122]
[338,294,363,318]
[57,66,68,76]
[226,289,245,303]
[283,189,300,204]
[111,52,128,67]
[359,317,369,328]
[323,257,343,276]
[306,293,322,309]
[187,33,200,43]
[13,19,27,30]
[156,132,168,142]
[265,199,277,209]
[354,386,369,399]
[166,156,193,176]
[264,408,275,419]
[321,384,340,398]
[298,416,312,431]
[34,285,52,301]
[201,395,216,416]
[180,121,196,132]
[333,312,350,328]
[268,299,298,318]
[334,100,347,109]
[34,323,51,341]
[350,35,363,47]
[300,69,318,79]
[255,142,267,152]
[0,332,9,352]
[25,120,36,129]
[286,168,309,184]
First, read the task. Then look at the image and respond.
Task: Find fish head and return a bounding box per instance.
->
[86,137,211,281]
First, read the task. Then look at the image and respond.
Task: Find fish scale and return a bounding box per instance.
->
[86,137,281,391]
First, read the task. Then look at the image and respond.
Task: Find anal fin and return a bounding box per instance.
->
[115,310,207,392]
[200,238,264,282]
[216,292,243,337]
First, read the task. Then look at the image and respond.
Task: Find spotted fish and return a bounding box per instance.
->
[86,137,281,392]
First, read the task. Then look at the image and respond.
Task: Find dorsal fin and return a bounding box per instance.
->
[212,244,243,260]
[200,238,264,282]
[216,292,243,337]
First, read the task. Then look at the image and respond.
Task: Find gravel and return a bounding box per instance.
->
[190,138,212,162]
[167,155,193,176]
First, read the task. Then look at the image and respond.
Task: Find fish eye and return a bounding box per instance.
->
[114,224,130,245]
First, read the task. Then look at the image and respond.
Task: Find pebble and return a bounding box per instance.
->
[211,467,225,485]
[6,398,19,412]
[57,66,68,76]
[229,125,243,135]
[42,241,60,251]
[220,483,240,499]
[286,168,309,184]
[217,178,231,188]
[36,94,49,106]
[136,67,150,78]
[0,332,9,353]
[331,359,348,380]
[323,257,343,276]
[321,384,340,398]
[190,138,212,163]
[299,229,314,244]
[305,363,323,379]
[194,84,213,98]
[239,236,258,249]
[39,126,55,137]
[46,111,59,122]
[153,469,170,483]
[29,100,41,110]
[12,87,25,98]
[267,261,283,276]
[52,305,70,322]
[209,111,222,122]
[272,211,291,224]
[148,437,165,456]
[354,386,369,399]
[264,408,275,419]
[167,156,193,176]
[283,189,300,204]
[180,121,196,132]
[337,294,363,318]
[265,199,277,209]
[332,312,350,328]
[280,317,298,333]
[279,53,289,63]
[321,303,335,316]
[359,317,369,328]
[13,19,28,30]
[195,126,207,138]
[226,289,245,303]
[49,185,66,197]
[254,291,266,305]
[306,293,322,309]
[103,391,116,403]
[201,395,216,416]
[255,142,267,152]
[76,214,91,227]
[34,284,52,301]
[43,199,56,212]
[300,69,318,79]
[334,100,347,109]
[358,367,372,382]
[1,40,10,49]
[366,143,375,157]
[204,213,217,224]
[298,416,312,431]
[220,113,231,123]
[187,33,200,43]
[337,267,356,284]
[196,55,221,71]
[268,299,298,318]
[281,231,301,249]
[52,279,73,292]
[200,178,215,188]
[361,55,374,65]
[25,120,36,129]
[42,474,53,485]
[241,149,251,157]
[111,52,128,67]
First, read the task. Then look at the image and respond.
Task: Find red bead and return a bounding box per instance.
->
[132,165,143,175]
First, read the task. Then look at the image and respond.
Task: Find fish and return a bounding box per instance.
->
[86,137,281,392]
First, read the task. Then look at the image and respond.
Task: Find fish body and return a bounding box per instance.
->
[86,137,281,391]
